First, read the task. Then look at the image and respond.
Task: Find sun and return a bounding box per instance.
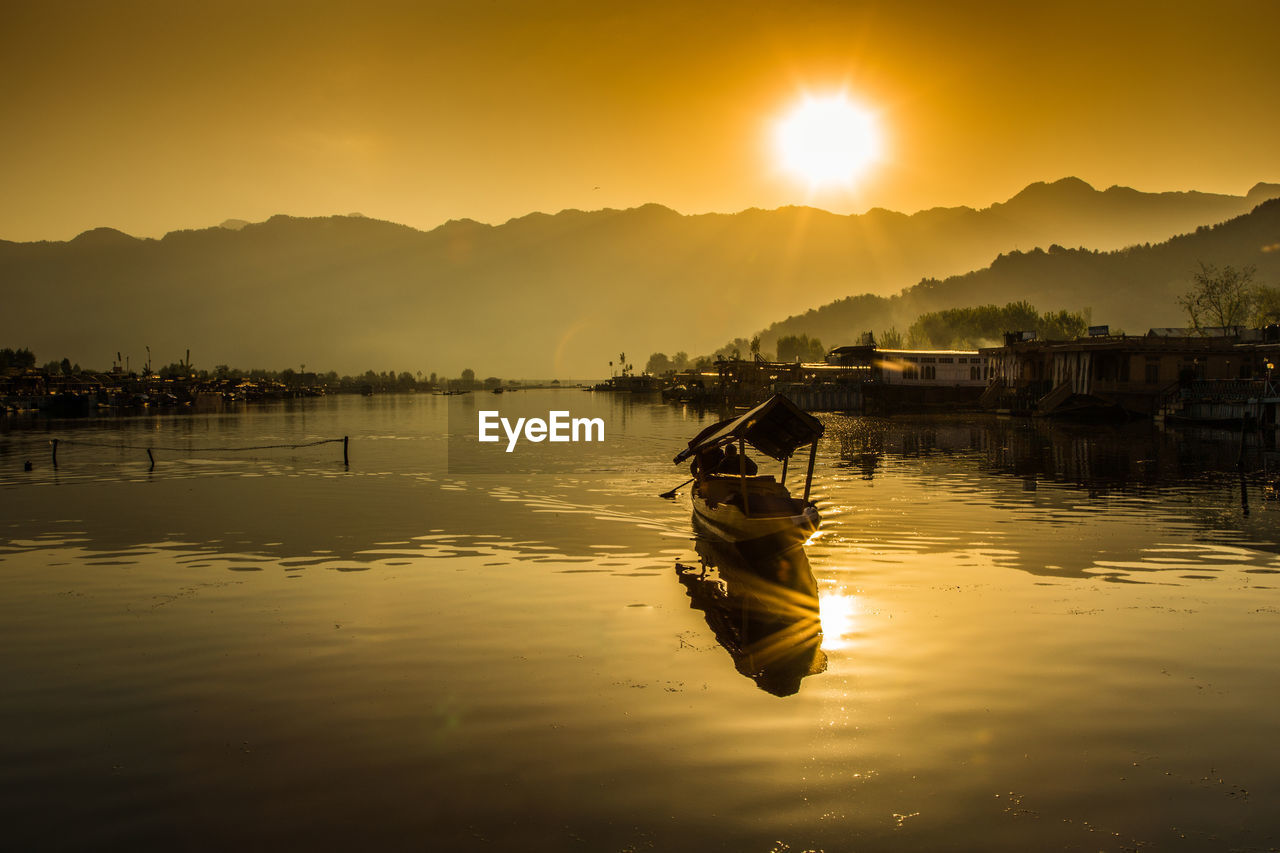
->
[774,94,883,189]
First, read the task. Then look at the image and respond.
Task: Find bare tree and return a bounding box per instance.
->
[1179,263,1258,333]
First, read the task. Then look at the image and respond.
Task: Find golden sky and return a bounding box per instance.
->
[3,0,1278,242]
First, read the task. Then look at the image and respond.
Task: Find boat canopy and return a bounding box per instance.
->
[673,394,824,464]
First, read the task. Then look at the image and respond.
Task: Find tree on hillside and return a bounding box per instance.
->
[646,352,673,375]
[879,327,905,349]
[906,302,1088,349]
[0,347,36,371]
[714,337,751,361]
[776,334,825,363]
[1253,285,1280,326]
[1179,263,1258,333]
[1038,308,1090,341]
[647,351,693,374]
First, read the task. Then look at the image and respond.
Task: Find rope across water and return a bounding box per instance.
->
[43,435,351,466]
[52,437,345,453]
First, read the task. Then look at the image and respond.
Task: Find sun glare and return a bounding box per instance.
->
[775,94,882,189]
[818,589,860,651]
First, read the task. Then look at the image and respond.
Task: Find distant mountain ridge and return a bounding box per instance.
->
[1,178,1277,377]
[757,197,1280,351]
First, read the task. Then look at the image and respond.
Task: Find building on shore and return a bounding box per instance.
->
[670,329,1276,429]
[593,372,663,393]
[825,344,988,414]
[656,357,864,411]
[1,369,325,416]
[649,330,1278,432]
[978,328,1280,422]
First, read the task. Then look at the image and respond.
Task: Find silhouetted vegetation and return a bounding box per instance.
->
[1258,285,1280,326]
[906,302,1090,348]
[1,348,36,370]
[1179,263,1280,332]
[878,327,904,348]
[775,334,826,363]
[645,351,692,375]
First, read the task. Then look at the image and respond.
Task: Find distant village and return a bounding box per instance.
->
[5,275,1278,437]
[618,323,1279,427]
[622,274,1280,436]
[0,349,555,417]
[6,324,1275,441]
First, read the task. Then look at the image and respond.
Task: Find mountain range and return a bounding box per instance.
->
[758,196,1280,350]
[2,177,1278,378]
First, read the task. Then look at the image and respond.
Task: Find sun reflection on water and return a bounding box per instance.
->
[818,587,861,651]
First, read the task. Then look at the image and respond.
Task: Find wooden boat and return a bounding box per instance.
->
[673,394,824,545]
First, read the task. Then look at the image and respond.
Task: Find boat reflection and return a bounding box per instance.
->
[676,525,826,697]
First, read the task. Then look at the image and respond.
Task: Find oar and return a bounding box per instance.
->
[659,477,694,499]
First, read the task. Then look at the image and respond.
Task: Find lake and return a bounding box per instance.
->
[2,390,1279,851]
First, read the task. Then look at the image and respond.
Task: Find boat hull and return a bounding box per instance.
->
[691,480,819,545]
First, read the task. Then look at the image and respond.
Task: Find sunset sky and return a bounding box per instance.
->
[3,0,1279,243]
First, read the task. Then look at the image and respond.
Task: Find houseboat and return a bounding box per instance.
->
[980,328,1280,419]
[825,344,988,413]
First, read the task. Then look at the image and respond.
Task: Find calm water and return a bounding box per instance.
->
[2,391,1279,851]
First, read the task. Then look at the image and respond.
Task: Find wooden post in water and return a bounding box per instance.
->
[50,438,58,469]
[147,448,155,469]
[781,455,789,488]
[343,436,349,466]
[802,441,817,503]
[1239,400,1254,471]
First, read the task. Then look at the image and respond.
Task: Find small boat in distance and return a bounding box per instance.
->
[673,394,824,545]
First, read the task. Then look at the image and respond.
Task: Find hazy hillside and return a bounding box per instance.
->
[1,178,1277,377]
[757,198,1280,351]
